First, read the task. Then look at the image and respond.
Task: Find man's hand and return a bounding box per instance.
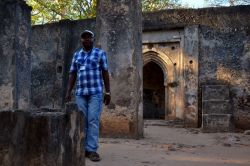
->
[65,92,72,103]
[65,73,76,103]
[102,70,110,105]
[104,94,111,105]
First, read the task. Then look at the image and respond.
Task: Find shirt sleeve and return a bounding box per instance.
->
[100,51,109,71]
[69,53,77,73]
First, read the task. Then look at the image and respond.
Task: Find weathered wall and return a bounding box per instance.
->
[30,5,250,110]
[29,5,250,131]
[199,26,250,129]
[143,5,250,31]
[202,85,234,132]
[31,19,95,109]
[96,0,143,138]
[183,26,199,127]
[31,21,70,109]
[0,0,31,110]
[0,104,85,166]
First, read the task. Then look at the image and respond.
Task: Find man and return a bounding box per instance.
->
[65,30,111,162]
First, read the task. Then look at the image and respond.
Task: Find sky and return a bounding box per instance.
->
[180,0,208,8]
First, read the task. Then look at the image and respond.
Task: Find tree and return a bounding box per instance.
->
[142,0,181,12]
[26,0,181,25]
[205,0,250,6]
[26,0,97,24]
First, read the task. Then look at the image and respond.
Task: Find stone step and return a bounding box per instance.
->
[202,114,233,132]
[202,100,232,114]
[202,85,230,101]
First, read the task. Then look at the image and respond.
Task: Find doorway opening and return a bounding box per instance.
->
[143,61,165,119]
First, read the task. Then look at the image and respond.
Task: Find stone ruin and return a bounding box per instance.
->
[0,0,250,165]
[0,0,142,165]
[26,4,250,133]
[0,104,84,166]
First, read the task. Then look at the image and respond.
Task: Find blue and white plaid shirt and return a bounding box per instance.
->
[69,47,109,96]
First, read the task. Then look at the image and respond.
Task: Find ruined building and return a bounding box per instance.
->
[0,0,250,139]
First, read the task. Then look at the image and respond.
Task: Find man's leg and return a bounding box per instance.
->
[85,93,103,153]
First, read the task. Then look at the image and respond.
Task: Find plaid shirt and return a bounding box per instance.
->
[69,47,109,96]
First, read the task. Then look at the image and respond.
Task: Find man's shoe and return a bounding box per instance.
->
[85,151,90,157]
[85,151,101,162]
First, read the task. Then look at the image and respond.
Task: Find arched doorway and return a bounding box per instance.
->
[143,61,165,119]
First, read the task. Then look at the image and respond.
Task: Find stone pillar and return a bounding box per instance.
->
[96,0,143,138]
[0,104,85,166]
[183,26,199,127]
[0,0,31,110]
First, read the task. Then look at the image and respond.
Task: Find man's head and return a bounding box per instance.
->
[81,30,94,51]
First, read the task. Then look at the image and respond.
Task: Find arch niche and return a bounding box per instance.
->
[143,49,177,120]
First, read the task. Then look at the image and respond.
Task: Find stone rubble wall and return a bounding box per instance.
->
[0,104,85,166]
[31,19,96,109]
[143,5,250,31]
[29,5,250,131]
[199,26,250,129]
[30,5,250,111]
[1,0,250,139]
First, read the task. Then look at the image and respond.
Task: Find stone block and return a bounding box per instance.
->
[0,107,85,166]
[234,111,250,130]
[202,100,231,114]
[244,130,250,135]
[184,105,198,128]
[202,85,230,101]
[100,116,136,138]
[202,114,233,132]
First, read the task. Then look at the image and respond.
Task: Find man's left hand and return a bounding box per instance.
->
[104,94,111,105]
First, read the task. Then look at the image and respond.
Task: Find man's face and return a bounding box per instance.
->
[81,33,94,49]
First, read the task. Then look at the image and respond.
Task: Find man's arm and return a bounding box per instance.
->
[65,72,77,102]
[102,70,111,105]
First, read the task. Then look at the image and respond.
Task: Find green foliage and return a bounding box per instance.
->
[27,0,97,25]
[142,0,181,12]
[27,0,181,25]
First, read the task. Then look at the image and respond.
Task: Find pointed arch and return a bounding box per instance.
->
[143,48,176,84]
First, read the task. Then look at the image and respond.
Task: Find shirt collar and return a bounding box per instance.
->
[81,47,93,54]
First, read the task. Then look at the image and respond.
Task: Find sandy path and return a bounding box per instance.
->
[87,121,250,166]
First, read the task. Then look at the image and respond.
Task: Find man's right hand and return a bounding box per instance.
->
[65,73,77,103]
[65,92,71,103]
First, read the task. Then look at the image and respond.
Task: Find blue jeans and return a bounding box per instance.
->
[76,93,103,152]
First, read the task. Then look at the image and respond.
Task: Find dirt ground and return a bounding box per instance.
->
[87,120,250,166]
